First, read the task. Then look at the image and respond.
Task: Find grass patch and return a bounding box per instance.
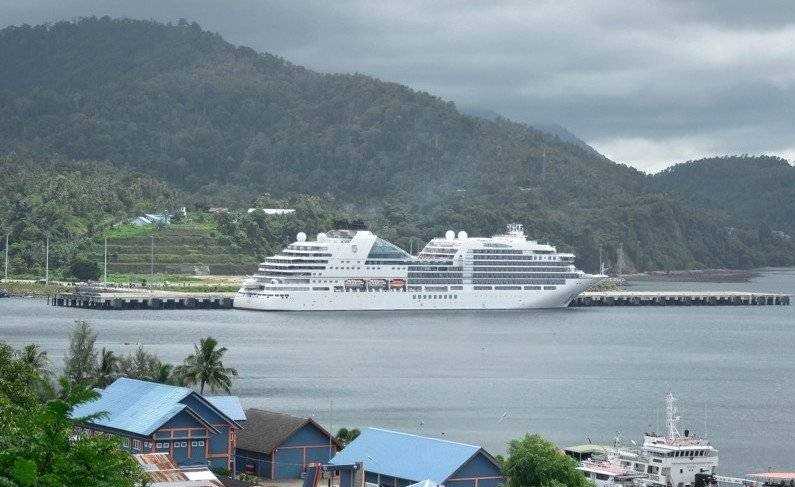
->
[1,280,71,296]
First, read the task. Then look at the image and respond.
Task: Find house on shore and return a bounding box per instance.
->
[329,428,504,487]
[235,409,340,479]
[71,378,243,474]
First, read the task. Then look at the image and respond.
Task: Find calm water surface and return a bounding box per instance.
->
[1,268,793,476]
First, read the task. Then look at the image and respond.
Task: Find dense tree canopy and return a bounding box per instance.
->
[0,342,143,486]
[502,434,591,487]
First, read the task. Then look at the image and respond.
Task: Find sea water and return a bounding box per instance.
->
[1,267,793,476]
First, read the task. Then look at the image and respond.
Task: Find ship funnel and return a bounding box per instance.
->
[445,230,455,240]
[296,232,307,242]
[457,231,468,239]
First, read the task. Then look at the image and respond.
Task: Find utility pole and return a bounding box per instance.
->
[150,234,154,276]
[45,234,50,284]
[4,233,8,281]
[103,237,108,283]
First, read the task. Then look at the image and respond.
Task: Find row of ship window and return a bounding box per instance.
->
[408,280,464,284]
[472,273,579,278]
[263,265,326,270]
[473,285,557,290]
[471,264,571,270]
[266,259,327,264]
[412,294,459,300]
[473,279,566,285]
[276,254,331,258]
[471,254,564,261]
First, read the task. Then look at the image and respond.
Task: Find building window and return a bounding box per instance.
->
[198,440,205,446]
[156,442,162,449]
[191,441,198,447]
[123,438,130,448]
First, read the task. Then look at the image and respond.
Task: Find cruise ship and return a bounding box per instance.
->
[234,224,604,311]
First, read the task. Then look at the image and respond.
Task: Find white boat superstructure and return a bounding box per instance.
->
[632,393,719,487]
[580,457,646,487]
[234,224,605,311]
[568,394,719,487]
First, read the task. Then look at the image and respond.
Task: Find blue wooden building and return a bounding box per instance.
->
[235,409,340,479]
[71,378,244,473]
[329,428,504,487]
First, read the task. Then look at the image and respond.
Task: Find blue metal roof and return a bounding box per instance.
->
[205,396,246,421]
[329,428,482,483]
[71,378,197,436]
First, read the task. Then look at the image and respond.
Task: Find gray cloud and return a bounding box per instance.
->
[2,0,794,171]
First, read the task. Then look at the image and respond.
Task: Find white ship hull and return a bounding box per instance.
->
[234,277,599,311]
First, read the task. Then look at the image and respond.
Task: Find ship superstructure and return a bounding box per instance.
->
[567,394,719,487]
[234,224,603,311]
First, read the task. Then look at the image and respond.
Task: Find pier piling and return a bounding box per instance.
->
[571,291,790,307]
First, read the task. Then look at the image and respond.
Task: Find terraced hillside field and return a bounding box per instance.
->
[90,225,260,277]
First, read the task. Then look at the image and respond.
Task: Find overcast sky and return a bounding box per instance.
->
[4,0,795,171]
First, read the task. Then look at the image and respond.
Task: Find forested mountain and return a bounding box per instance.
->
[651,156,795,235]
[0,17,792,273]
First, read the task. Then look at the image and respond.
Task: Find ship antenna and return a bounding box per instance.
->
[665,392,681,438]
[704,400,708,438]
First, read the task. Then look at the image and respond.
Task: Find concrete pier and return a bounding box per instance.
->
[49,290,235,310]
[571,291,790,307]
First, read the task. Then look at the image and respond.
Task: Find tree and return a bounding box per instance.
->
[66,256,101,281]
[502,434,591,487]
[335,428,361,447]
[0,342,144,486]
[95,348,119,388]
[18,344,49,376]
[152,362,178,386]
[176,337,237,394]
[63,321,97,387]
[118,346,160,381]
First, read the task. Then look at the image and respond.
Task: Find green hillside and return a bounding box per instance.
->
[1,17,793,273]
[651,155,795,235]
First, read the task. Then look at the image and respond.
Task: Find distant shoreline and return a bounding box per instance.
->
[622,268,755,283]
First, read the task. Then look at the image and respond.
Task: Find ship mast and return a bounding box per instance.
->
[665,392,682,438]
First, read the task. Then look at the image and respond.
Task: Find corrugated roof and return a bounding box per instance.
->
[71,378,241,436]
[133,453,224,486]
[236,409,311,453]
[72,378,194,436]
[406,480,442,487]
[205,396,246,422]
[329,428,482,483]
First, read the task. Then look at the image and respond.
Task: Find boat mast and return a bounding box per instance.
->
[665,392,681,438]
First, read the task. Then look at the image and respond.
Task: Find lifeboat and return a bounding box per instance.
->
[389,278,406,289]
[344,279,365,289]
[366,279,387,289]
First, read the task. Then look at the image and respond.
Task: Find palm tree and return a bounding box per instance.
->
[19,344,50,375]
[176,337,237,395]
[152,362,177,385]
[95,348,119,387]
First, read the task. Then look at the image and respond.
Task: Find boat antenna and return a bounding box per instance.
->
[704,400,708,438]
[665,392,681,438]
